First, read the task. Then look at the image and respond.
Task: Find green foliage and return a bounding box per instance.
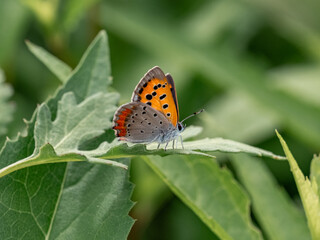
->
[1,0,320,239]
[100,133,284,161]
[233,154,311,240]
[311,155,320,196]
[101,3,320,150]
[145,154,262,240]
[26,40,72,83]
[0,31,134,239]
[0,0,27,65]
[0,29,286,239]
[59,0,98,31]
[0,70,14,137]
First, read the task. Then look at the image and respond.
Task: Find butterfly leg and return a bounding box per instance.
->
[172,140,175,149]
[157,143,161,149]
[180,135,184,149]
[164,142,169,151]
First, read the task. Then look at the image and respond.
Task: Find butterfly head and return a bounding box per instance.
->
[177,122,185,133]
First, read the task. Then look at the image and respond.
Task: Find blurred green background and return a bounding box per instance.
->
[1,0,320,239]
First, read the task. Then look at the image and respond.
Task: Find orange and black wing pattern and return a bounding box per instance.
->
[131,66,179,126]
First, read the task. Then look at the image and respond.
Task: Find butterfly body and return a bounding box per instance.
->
[113,66,185,148]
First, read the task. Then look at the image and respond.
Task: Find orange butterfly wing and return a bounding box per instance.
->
[131,66,179,126]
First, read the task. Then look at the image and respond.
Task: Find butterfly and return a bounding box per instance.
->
[112,66,203,150]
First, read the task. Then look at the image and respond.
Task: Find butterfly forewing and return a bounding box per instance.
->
[165,73,179,121]
[131,66,179,126]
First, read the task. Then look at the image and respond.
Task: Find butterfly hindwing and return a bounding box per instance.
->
[113,102,173,143]
[131,66,179,126]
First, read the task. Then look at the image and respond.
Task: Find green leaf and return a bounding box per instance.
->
[98,132,284,162]
[46,159,134,240]
[311,154,320,197]
[0,158,133,239]
[0,30,134,239]
[34,92,116,155]
[180,125,203,140]
[49,160,134,239]
[98,125,284,160]
[26,40,72,83]
[276,131,320,240]
[0,92,127,177]
[233,154,311,240]
[144,154,262,240]
[165,138,285,159]
[0,30,117,176]
[0,69,14,137]
[47,30,112,116]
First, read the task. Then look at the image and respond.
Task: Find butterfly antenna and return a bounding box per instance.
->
[181,109,204,123]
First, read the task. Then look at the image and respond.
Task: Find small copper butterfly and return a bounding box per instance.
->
[113,66,203,150]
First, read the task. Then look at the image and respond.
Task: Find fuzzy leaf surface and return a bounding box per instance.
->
[101,132,285,160]
[0,92,127,177]
[0,30,134,239]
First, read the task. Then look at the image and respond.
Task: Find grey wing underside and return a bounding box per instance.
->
[114,102,173,143]
[131,66,166,102]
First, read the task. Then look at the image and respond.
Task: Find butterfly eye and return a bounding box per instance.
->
[177,122,184,132]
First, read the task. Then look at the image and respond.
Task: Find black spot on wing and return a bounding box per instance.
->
[160,94,166,100]
[146,94,153,100]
